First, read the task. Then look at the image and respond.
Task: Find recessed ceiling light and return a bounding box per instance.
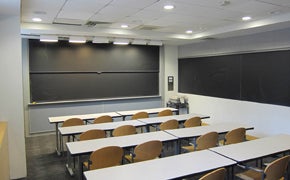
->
[121,24,129,28]
[113,38,129,45]
[186,30,193,34]
[40,35,58,42]
[69,36,86,43]
[242,16,252,21]
[164,4,174,10]
[32,17,42,22]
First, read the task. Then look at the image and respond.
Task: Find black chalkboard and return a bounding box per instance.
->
[29,40,159,102]
[179,50,290,107]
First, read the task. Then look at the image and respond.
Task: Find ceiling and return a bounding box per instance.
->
[19,0,290,45]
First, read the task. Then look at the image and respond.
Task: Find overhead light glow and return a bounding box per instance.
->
[164,4,174,10]
[69,36,86,43]
[242,16,252,21]
[121,24,129,28]
[186,30,193,34]
[40,35,58,42]
[32,17,42,22]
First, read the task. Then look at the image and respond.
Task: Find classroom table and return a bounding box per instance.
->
[164,122,254,154]
[210,134,290,163]
[49,112,121,155]
[137,113,210,131]
[84,149,236,180]
[66,131,178,178]
[116,107,179,120]
[58,120,146,153]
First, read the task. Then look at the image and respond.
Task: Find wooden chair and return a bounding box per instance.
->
[62,118,84,141]
[182,131,218,152]
[79,129,106,141]
[62,118,84,127]
[159,119,179,130]
[93,115,113,124]
[83,146,123,171]
[112,125,136,137]
[235,155,290,180]
[131,111,149,120]
[124,140,163,163]
[157,109,173,117]
[184,117,202,128]
[220,127,246,145]
[199,168,226,180]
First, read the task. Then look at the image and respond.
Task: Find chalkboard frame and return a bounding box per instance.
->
[29,40,160,103]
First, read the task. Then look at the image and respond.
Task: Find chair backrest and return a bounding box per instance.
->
[159,119,179,130]
[264,155,290,180]
[93,115,113,124]
[112,125,136,137]
[131,111,149,120]
[196,131,218,150]
[88,146,123,170]
[224,127,246,145]
[134,140,163,162]
[62,118,84,127]
[157,109,173,117]
[199,168,226,180]
[79,129,106,141]
[184,117,202,128]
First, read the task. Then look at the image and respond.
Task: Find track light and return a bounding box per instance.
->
[69,36,86,43]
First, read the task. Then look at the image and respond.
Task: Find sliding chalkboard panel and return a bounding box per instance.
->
[179,55,241,100]
[241,50,290,106]
[179,50,290,107]
[29,40,159,102]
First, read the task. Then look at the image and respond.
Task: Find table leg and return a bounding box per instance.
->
[66,149,75,176]
[55,123,61,156]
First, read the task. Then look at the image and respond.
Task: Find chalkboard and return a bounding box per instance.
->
[179,50,290,107]
[29,40,159,102]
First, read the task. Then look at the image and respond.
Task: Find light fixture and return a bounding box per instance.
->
[40,35,58,42]
[121,24,129,28]
[132,39,147,45]
[164,4,174,10]
[148,40,163,46]
[92,37,109,43]
[69,36,86,43]
[242,16,252,21]
[186,30,193,34]
[32,17,42,22]
[113,38,129,45]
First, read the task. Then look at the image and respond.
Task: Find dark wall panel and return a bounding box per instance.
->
[179,54,241,100]
[29,40,159,102]
[241,50,290,106]
[179,50,290,107]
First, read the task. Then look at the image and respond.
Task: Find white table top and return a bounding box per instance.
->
[49,112,121,123]
[84,149,236,180]
[66,131,178,156]
[138,113,210,125]
[116,107,178,116]
[210,134,290,162]
[58,120,146,136]
[165,122,254,138]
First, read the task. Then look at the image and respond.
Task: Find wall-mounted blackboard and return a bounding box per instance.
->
[29,40,159,102]
[179,50,290,107]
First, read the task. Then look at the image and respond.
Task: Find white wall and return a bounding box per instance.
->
[0,6,27,180]
[162,45,179,104]
[177,28,290,137]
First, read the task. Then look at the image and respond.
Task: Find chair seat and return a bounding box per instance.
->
[124,154,159,163]
[236,169,263,180]
[181,144,196,152]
